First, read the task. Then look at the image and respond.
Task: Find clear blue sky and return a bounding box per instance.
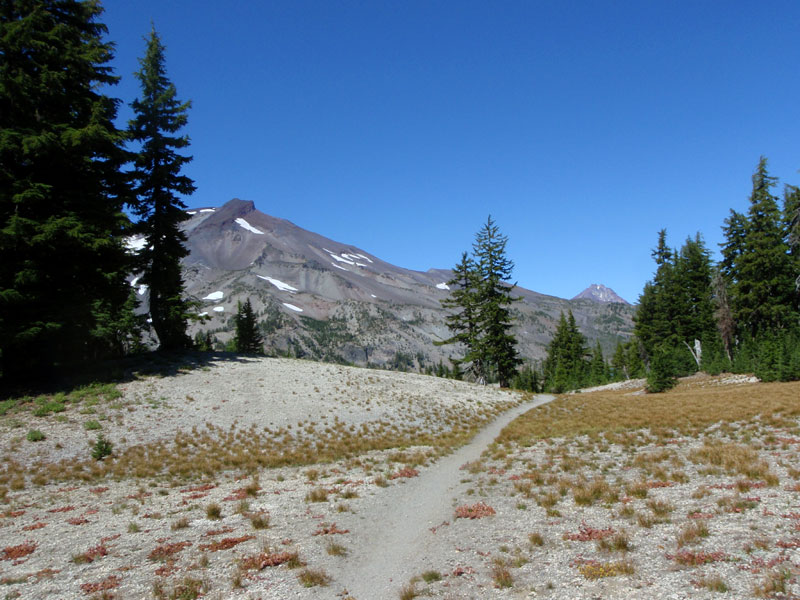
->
[102,0,800,304]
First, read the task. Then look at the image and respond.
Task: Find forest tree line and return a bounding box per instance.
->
[523,156,799,393]
[1,1,196,382]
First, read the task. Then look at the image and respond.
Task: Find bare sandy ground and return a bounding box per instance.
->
[1,359,799,599]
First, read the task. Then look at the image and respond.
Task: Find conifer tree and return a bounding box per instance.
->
[129,26,195,351]
[472,216,521,387]
[437,252,484,380]
[725,157,796,335]
[611,341,627,380]
[589,341,608,385]
[439,217,520,387]
[542,311,589,392]
[234,299,263,354]
[1,0,133,379]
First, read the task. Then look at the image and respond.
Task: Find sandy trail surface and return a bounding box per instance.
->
[340,395,554,599]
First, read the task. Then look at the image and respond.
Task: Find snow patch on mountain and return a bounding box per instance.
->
[212,306,225,312]
[436,282,450,290]
[572,284,629,305]
[203,291,224,301]
[257,275,297,293]
[235,218,265,235]
[283,303,303,312]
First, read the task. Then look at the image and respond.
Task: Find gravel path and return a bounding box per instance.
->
[340,395,555,599]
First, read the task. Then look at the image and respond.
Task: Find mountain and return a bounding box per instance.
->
[572,284,630,305]
[132,199,635,368]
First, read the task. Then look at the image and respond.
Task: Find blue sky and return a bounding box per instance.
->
[102,1,800,304]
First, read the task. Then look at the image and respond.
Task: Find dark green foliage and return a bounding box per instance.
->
[589,342,608,386]
[542,311,591,392]
[27,429,45,442]
[234,299,263,354]
[646,345,678,393]
[472,217,522,387]
[634,230,716,375]
[128,26,195,351]
[438,252,484,380]
[723,158,797,336]
[193,330,214,352]
[1,0,134,380]
[511,363,540,392]
[438,217,521,387]
[91,433,113,461]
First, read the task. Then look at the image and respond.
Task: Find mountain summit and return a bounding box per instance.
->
[572,284,629,305]
[145,199,635,365]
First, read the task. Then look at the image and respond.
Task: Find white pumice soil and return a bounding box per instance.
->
[1,358,798,600]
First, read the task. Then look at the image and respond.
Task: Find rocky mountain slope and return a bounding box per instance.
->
[133,199,635,367]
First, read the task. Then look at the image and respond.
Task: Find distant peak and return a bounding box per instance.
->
[572,283,629,305]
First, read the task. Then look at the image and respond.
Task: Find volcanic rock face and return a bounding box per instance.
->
[572,283,630,305]
[161,199,635,367]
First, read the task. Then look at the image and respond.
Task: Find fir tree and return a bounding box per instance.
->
[437,252,484,381]
[726,157,796,335]
[472,216,521,387]
[1,0,133,380]
[542,311,589,392]
[234,299,263,354]
[611,341,627,380]
[128,26,195,351]
[438,217,520,387]
[589,341,608,386]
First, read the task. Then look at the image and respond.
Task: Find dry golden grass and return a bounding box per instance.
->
[0,395,517,488]
[496,379,800,446]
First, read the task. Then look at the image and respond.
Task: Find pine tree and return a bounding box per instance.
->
[0,0,133,380]
[234,299,263,354]
[472,216,521,387]
[437,252,484,380]
[128,26,195,351]
[589,342,608,386]
[542,310,589,392]
[438,217,520,387]
[727,157,796,335]
[611,341,627,380]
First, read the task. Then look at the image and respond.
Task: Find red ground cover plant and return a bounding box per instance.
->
[154,560,179,577]
[2,541,36,561]
[67,517,89,525]
[204,526,234,537]
[48,506,75,513]
[199,535,254,552]
[22,522,47,531]
[241,551,297,570]
[181,484,216,493]
[77,543,108,563]
[389,467,419,479]
[667,550,728,566]
[148,541,192,561]
[564,521,616,542]
[313,523,349,536]
[79,574,120,594]
[455,502,496,519]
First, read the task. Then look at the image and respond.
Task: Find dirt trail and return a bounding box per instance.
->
[338,394,555,599]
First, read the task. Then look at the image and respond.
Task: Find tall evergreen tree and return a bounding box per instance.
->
[234,299,263,354]
[0,0,133,380]
[436,252,484,380]
[439,217,520,387]
[542,310,589,392]
[472,216,521,387]
[128,26,195,351]
[725,157,796,335]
